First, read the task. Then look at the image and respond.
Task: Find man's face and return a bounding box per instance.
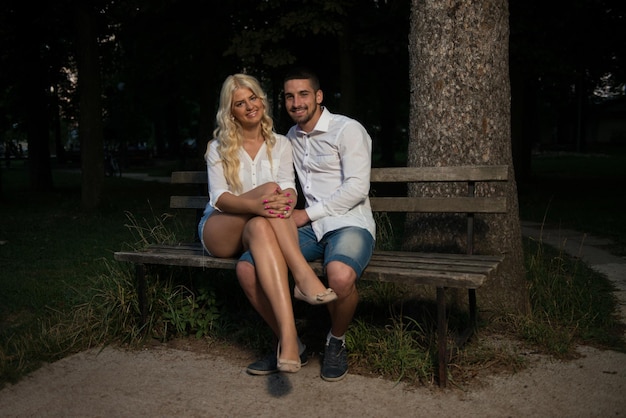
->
[283,79,322,131]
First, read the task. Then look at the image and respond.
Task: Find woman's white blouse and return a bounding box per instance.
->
[205,133,296,213]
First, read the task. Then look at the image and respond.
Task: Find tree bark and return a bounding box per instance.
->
[75,2,104,211]
[407,0,529,314]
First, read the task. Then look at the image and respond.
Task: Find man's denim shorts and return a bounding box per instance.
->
[238,224,375,278]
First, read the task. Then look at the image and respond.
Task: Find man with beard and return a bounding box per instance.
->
[238,68,376,382]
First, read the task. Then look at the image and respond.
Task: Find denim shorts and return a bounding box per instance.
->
[197,206,213,255]
[239,224,375,278]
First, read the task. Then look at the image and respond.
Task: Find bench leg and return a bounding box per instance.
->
[436,286,448,388]
[468,288,477,326]
[136,264,148,326]
[454,289,478,349]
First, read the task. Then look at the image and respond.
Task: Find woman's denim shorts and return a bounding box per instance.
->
[197,206,213,255]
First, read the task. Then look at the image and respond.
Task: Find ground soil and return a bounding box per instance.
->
[0,335,624,417]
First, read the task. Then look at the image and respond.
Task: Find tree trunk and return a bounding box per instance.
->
[24,52,54,192]
[75,2,104,211]
[407,0,529,314]
[14,6,54,192]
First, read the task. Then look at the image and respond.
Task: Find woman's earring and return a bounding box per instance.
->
[230,115,234,120]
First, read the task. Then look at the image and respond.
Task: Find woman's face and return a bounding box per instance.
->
[231,87,264,128]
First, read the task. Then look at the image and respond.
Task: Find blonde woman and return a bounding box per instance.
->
[198,74,336,373]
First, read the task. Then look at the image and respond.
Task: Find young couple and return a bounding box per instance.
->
[198,68,375,382]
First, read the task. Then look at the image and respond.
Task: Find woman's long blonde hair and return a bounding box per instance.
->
[206,74,276,193]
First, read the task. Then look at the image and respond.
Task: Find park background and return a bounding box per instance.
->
[1,0,625,388]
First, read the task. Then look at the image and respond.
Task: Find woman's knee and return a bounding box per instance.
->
[243,216,274,238]
[245,182,279,198]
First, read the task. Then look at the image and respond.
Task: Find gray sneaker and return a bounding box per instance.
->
[321,337,348,381]
[246,349,309,376]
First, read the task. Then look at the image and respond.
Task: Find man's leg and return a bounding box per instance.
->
[325,261,359,338]
[318,227,375,382]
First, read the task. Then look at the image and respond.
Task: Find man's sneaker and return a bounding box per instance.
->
[321,337,348,382]
[246,349,309,376]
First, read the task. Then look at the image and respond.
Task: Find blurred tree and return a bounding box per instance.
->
[0,1,62,192]
[223,0,410,164]
[74,1,104,210]
[2,0,623,204]
[510,0,626,181]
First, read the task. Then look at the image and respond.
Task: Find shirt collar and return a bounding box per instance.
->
[296,106,331,135]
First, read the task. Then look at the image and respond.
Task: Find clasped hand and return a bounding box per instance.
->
[261,186,293,219]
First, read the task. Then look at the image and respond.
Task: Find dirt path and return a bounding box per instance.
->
[1,223,625,417]
[0,342,624,417]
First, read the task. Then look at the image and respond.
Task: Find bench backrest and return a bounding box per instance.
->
[170,166,507,210]
[169,165,509,253]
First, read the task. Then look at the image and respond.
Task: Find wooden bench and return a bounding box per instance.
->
[114,165,508,387]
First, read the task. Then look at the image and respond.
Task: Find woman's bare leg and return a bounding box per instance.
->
[202,196,298,364]
[237,261,279,336]
[201,182,281,257]
[268,217,331,299]
[202,211,250,257]
[215,181,329,299]
[241,217,299,364]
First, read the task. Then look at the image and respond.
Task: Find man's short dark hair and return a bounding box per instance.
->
[283,67,321,91]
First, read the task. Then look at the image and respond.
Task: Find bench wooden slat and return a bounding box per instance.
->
[370,165,508,182]
[370,251,502,263]
[115,244,502,290]
[171,196,508,213]
[170,195,208,209]
[171,171,207,184]
[370,196,507,213]
[361,268,487,288]
[371,259,499,275]
[115,247,238,269]
[172,166,509,185]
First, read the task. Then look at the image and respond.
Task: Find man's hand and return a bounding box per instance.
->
[291,209,310,227]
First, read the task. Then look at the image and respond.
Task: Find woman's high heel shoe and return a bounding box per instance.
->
[293,286,338,305]
[277,343,301,373]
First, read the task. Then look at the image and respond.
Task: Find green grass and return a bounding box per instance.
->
[521,236,624,352]
[0,161,190,382]
[1,151,625,388]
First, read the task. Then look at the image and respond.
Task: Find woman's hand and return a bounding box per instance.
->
[261,186,294,219]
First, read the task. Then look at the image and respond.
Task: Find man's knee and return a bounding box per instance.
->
[236,261,257,291]
[326,261,357,294]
